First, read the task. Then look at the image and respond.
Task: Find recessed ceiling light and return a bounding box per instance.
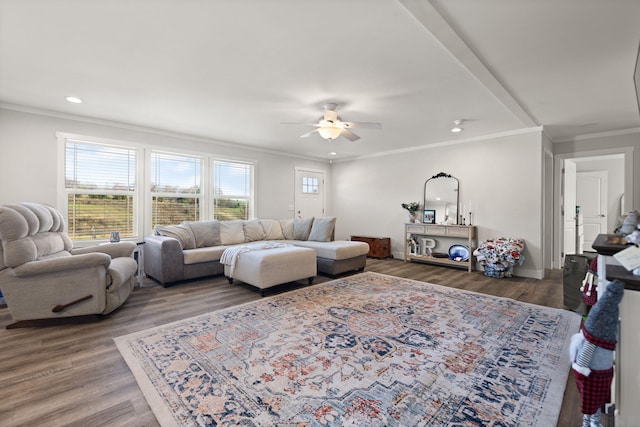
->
[329,152,337,156]
[65,96,83,104]
[451,119,464,133]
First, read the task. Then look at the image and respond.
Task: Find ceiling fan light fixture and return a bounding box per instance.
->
[282,103,381,141]
[318,127,341,140]
[451,119,464,133]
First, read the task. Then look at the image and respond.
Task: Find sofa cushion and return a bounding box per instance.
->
[155,224,196,249]
[293,217,314,240]
[279,218,295,240]
[183,220,221,248]
[183,246,227,265]
[291,240,370,261]
[220,220,245,245]
[308,217,336,242]
[243,219,266,242]
[260,219,284,240]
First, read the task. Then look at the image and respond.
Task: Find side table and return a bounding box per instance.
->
[134,241,146,287]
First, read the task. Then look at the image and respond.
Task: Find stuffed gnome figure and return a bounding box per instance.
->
[569,279,625,427]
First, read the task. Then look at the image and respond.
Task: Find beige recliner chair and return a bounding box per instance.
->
[0,202,137,328]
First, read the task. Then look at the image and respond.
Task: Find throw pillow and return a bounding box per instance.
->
[307,217,336,242]
[293,217,314,241]
[243,219,266,242]
[182,220,221,248]
[279,218,295,240]
[219,220,245,245]
[155,224,196,249]
[260,219,284,240]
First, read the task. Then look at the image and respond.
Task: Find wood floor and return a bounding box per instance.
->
[0,259,584,426]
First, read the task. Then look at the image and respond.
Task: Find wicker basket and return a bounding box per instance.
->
[482,263,514,278]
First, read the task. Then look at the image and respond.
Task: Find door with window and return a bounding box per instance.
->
[294,168,325,219]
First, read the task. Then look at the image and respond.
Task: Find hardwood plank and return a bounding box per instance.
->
[0,260,582,426]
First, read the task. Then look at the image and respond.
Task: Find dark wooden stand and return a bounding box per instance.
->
[592,234,640,291]
[351,236,392,259]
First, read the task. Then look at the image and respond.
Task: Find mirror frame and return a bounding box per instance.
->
[423,172,459,225]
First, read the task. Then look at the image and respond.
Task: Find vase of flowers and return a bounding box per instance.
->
[401,202,420,223]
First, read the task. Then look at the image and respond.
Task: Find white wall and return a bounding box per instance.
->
[0,107,551,278]
[0,107,330,230]
[330,129,545,279]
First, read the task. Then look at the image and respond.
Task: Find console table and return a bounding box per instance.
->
[592,234,640,426]
[404,223,476,272]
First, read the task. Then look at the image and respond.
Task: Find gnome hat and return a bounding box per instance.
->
[583,280,625,345]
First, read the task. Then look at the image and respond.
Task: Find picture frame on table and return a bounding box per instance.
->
[423,209,436,224]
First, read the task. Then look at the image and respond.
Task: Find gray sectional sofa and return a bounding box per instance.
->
[144,217,370,286]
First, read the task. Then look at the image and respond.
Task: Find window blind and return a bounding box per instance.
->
[212,160,253,220]
[65,141,136,240]
[150,151,201,227]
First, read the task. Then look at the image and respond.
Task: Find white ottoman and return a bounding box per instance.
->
[225,246,317,296]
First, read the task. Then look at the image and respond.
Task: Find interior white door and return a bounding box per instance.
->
[563,160,577,258]
[577,171,608,252]
[294,168,325,219]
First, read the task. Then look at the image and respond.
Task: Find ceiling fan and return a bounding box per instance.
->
[281,103,382,142]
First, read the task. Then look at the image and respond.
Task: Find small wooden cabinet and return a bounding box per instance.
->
[350,236,392,259]
[404,223,476,272]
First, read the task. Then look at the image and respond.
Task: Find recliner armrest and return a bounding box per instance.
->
[71,241,136,258]
[12,253,111,276]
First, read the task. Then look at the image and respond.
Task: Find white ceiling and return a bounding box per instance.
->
[1,0,639,161]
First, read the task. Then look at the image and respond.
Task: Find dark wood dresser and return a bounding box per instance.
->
[350,236,392,259]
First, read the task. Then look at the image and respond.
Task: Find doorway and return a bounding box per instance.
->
[554,149,631,268]
[576,170,608,251]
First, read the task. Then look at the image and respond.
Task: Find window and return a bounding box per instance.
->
[60,133,257,241]
[212,160,254,220]
[65,140,137,240]
[302,176,319,194]
[151,151,201,227]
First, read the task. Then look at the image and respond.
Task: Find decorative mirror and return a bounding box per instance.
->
[423,172,459,225]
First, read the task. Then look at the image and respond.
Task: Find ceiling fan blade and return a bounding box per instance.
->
[340,129,360,142]
[300,129,319,138]
[280,122,317,126]
[342,121,382,129]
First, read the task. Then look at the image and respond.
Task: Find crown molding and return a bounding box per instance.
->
[0,102,325,163]
[332,126,544,163]
[553,126,640,143]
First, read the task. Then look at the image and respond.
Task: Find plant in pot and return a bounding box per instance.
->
[401,202,420,223]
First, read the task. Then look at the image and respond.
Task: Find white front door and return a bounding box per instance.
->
[294,168,325,219]
[563,160,577,258]
[577,171,608,252]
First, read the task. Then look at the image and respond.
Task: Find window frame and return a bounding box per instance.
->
[150,150,203,228]
[61,137,141,242]
[212,158,255,221]
[57,132,256,244]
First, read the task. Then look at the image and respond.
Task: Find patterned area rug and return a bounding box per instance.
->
[115,272,581,426]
